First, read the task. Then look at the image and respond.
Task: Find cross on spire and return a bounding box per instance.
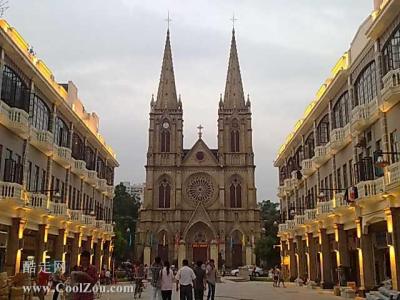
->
[230,13,238,30]
[165,11,172,30]
[197,124,204,139]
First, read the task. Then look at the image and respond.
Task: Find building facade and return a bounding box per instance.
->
[0,20,118,275]
[275,0,400,291]
[120,181,145,202]
[136,28,261,268]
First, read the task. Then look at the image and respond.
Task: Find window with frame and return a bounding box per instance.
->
[230,120,240,152]
[230,178,242,208]
[343,164,348,189]
[54,117,69,147]
[333,92,349,129]
[390,130,400,164]
[160,130,170,153]
[1,66,30,112]
[158,178,171,208]
[354,62,377,107]
[304,133,315,159]
[72,133,84,160]
[382,25,400,76]
[317,114,330,146]
[30,94,50,131]
[85,146,96,170]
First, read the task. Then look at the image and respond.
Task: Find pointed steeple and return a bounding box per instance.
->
[155,29,178,109]
[223,29,245,109]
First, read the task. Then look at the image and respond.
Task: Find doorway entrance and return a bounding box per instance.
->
[192,244,208,263]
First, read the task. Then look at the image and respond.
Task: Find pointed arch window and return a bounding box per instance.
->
[1,66,30,112]
[159,178,171,208]
[72,133,84,160]
[230,178,242,208]
[30,94,50,131]
[354,62,377,107]
[54,117,69,148]
[304,133,315,159]
[382,25,400,76]
[161,120,171,152]
[332,92,349,129]
[230,120,240,152]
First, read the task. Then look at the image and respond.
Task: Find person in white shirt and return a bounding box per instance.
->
[175,259,196,300]
[160,261,174,300]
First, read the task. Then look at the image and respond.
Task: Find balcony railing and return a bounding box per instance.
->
[50,202,68,216]
[71,159,88,178]
[98,178,107,192]
[333,192,348,209]
[283,178,294,192]
[104,223,114,233]
[301,159,316,177]
[86,170,98,187]
[53,145,72,168]
[277,186,285,198]
[286,220,295,230]
[313,143,331,166]
[26,193,48,210]
[381,68,400,109]
[330,124,351,152]
[0,181,23,203]
[386,161,400,191]
[294,214,305,227]
[69,209,83,222]
[95,220,105,230]
[357,177,384,199]
[278,223,288,233]
[106,185,114,199]
[351,98,379,132]
[82,214,96,226]
[30,128,54,156]
[0,100,29,138]
[317,200,333,216]
[305,209,317,222]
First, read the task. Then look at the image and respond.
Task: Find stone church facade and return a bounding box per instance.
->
[136,28,261,268]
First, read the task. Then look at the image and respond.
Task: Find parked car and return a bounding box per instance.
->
[230,265,264,277]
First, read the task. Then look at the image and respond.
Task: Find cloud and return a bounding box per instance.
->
[6,0,372,202]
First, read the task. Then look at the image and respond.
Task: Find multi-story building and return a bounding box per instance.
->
[120,181,145,202]
[0,20,118,275]
[275,0,400,292]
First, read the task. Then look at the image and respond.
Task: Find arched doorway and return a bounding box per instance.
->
[230,230,243,268]
[157,231,169,263]
[185,222,214,264]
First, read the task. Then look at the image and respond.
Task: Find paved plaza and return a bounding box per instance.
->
[95,278,340,300]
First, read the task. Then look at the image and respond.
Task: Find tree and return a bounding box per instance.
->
[113,184,141,262]
[254,200,281,268]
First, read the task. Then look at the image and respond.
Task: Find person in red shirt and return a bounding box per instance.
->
[37,267,50,300]
[72,250,98,300]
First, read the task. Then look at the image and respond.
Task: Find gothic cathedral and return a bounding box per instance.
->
[136,28,261,268]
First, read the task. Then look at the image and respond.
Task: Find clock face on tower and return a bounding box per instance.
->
[162,122,170,129]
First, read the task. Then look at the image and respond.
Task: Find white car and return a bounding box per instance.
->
[230,265,264,277]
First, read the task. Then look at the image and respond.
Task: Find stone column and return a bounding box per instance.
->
[36,224,48,270]
[296,235,307,279]
[5,218,23,275]
[54,228,66,261]
[288,238,297,281]
[103,240,110,270]
[319,228,333,288]
[359,231,375,291]
[335,224,350,267]
[144,246,151,267]
[307,233,318,282]
[210,240,219,268]
[177,240,186,268]
[85,236,92,252]
[387,208,400,290]
[94,238,102,271]
[245,245,253,266]
[70,232,81,268]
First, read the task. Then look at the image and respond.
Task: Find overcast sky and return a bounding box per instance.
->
[6,0,372,202]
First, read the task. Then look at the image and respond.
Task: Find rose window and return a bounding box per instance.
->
[186,174,216,203]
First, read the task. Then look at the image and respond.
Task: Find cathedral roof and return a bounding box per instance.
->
[155,29,179,109]
[223,29,246,109]
[182,138,219,165]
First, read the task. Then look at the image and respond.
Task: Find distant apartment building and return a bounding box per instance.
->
[275,0,400,291]
[0,20,118,275]
[120,181,145,202]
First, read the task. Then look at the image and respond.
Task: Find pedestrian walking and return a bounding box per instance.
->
[150,257,163,300]
[206,259,217,300]
[193,261,206,300]
[176,259,196,300]
[160,261,174,300]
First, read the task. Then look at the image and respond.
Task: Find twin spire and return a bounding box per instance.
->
[154,28,247,110]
